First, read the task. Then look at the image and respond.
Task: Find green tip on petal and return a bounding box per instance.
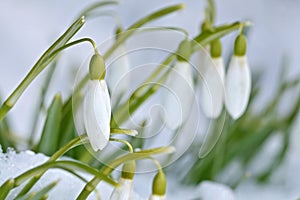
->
[234,34,247,56]
[177,39,192,62]
[210,39,222,58]
[121,160,136,180]
[152,171,167,196]
[89,53,106,80]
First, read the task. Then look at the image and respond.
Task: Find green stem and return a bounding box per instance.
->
[15,136,85,198]
[0,17,85,122]
[110,138,134,153]
[76,0,119,19]
[77,146,175,199]
[13,160,117,187]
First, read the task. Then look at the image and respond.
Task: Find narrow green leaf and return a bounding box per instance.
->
[0,179,14,200]
[77,0,119,19]
[15,180,58,200]
[13,160,117,188]
[0,16,85,121]
[29,59,58,147]
[36,93,63,155]
[104,4,185,59]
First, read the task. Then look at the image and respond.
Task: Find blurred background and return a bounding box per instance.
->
[1,0,300,135]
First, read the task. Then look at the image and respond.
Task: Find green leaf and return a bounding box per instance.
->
[29,59,58,147]
[15,180,58,200]
[0,179,14,200]
[36,93,63,155]
[13,160,117,188]
[0,16,85,122]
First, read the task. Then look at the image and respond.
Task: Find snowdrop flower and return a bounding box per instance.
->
[199,39,225,118]
[84,53,111,151]
[225,34,251,119]
[110,161,135,200]
[163,39,194,130]
[149,170,167,200]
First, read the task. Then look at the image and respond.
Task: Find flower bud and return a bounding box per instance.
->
[89,53,106,80]
[152,171,166,196]
[121,160,136,180]
[234,34,247,56]
[210,39,222,58]
[177,39,191,62]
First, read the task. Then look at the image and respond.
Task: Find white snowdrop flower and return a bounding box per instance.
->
[164,39,194,130]
[149,194,166,200]
[110,161,136,200]
[110,178,133,200]
[83,53,111,151]
[107,45,131,106]
[225,34,251,119]
[199,39,225,118]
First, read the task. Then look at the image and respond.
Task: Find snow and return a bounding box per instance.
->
[0,149,145,200]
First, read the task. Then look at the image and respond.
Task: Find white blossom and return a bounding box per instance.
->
[199,56,225,118]
[83,79,111,151]
[225,55,251,119]
[163,61,194,130]
[110,178,133,200]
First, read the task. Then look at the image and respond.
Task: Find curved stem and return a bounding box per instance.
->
[52,38,98,55]
[135,26,189,38]
[76,0,119,19]
[110,138,134,153]
[15,135,86,198]
[77,146,175,199]
[86,10,122,27]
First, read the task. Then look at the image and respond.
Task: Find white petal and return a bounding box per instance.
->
[149,194,166,200]
[84,80,111,151]
[107,45,131,106]
[199,57,225,118]
[163,61,194,130]
[110,178,133,200]
[225,56,251,119]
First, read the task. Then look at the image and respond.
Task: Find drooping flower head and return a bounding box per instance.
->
[225,33,251,119]
[164,39,194,130]
[149,170,167,200]
[110,160,136,200]
[83,53,111,151]
[199,39,225,118]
